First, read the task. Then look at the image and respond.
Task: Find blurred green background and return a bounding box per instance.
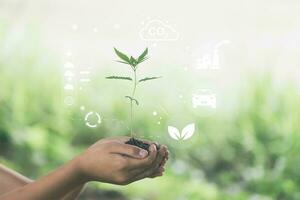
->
[1,0,300,199]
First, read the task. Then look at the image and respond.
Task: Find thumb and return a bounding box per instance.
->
[110,143,149,159]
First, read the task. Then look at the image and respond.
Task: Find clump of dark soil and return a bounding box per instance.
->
[125,137,160,151]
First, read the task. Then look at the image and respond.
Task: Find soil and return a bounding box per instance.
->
[125,137,160,151]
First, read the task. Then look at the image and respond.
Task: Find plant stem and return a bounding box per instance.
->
[130,100,133,136]
[130,68,137,137]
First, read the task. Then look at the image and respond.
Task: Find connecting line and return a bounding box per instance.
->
[159,104,169,116]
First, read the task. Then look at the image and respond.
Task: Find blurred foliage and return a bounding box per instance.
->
[0,22,300,200]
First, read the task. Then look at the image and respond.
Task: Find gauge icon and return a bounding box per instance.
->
[85,111,101,128]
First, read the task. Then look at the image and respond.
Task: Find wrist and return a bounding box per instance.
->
[68,156,89,185]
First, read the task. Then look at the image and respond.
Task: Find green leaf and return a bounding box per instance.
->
[138,76,161,83]
[130,56,138,67]
[114,48,130,63]
[115,60,130,65]
[106,76,132,81]
[137,57,149,64]
[125,96,139,105]
[138,48,148,63]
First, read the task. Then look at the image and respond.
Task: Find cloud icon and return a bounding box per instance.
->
[140,19,179,41]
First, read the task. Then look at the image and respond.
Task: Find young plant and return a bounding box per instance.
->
[106,47,161,138]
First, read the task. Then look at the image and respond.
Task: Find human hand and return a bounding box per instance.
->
[74,137,169,185]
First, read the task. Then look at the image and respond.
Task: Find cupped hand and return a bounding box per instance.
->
[75,137,169,185]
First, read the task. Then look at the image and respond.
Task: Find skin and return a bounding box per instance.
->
[0,167,85,200]
[0,165,33,195]
[0,137,169,200]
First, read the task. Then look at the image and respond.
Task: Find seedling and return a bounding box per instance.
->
[106,47,161,150]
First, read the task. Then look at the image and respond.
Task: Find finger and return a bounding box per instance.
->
[159,145,167,157]
[124,144,167,181]
[145,145,166,172]
[149,172,163,178]
[149,167,165,178]
[152,146,165,169]
[160,151,169,166]
[126,144,157,169]
[110,143,148,159]
[120,144,158,183]
[160,158,167,167]
[151,164,165,175]
[151,141,161,150]
[157,145,168,166]
[163,150,169,162]
[134,165,165,181]
[130,145,165,178]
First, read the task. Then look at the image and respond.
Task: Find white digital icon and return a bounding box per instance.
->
[79,78,91,83]
[168,123,195,140]
[64,62,74,69]
[64,70,74,77]
[64,70,74,81]
[64,96,74,106]
[192,89,216,109]
[196,40,230,70]
[64,84,74,90]
[79,70,91,83]
[85,111,101,128]
[140,19,179,41]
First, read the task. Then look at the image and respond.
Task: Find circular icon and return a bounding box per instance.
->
[85,111,101,128]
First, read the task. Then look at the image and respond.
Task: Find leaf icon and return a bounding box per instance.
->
[181,123,195,140]
[168,126,181,140]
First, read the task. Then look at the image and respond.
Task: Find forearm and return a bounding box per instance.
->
[0,165,33,195]
[0,159,86,200]
[62,184,85,200]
